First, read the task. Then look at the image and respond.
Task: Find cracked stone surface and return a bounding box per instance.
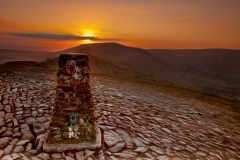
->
[0,70,240,159]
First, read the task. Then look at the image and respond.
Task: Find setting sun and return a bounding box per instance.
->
[1,1,240,50]
[81,30,95,37]
[80,29,96,44]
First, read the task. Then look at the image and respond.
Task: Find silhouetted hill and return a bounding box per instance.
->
[0,49,52,64]
[48,43,185,84]
[0,43,54,51]
[2,61,39,67]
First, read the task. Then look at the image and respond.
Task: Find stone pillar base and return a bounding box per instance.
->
[43,128,101,152]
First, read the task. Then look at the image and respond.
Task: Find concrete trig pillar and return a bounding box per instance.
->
[44,53,101,152]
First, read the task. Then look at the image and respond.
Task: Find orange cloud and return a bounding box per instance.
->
[167,15,204,25]
[207,22,233,30]
[189,21,236,32]
[0,18,41,31]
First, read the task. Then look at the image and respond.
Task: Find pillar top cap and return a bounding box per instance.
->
[59,53,88,61]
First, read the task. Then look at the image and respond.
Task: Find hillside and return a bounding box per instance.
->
[48,43,185,84]
[52,43,172,75]
[148,49,240,99]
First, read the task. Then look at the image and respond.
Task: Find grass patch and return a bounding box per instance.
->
[82,121,97,143]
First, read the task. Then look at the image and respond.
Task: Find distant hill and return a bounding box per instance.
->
[3,61,38,67]
[47,43,188,84]
[0,49,52,64]
[1,43,240,99]
[0,43,60,51]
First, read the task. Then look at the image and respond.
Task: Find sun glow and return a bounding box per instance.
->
[80,29,96,44]
[81,30,95,37]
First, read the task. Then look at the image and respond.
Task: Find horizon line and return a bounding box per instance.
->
[0,42,240,52]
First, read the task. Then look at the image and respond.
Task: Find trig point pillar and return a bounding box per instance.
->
[44,53,101,152]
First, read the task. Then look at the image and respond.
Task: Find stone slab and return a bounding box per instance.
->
[43,128,101,152]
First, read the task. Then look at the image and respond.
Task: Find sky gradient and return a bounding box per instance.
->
[1,0,240,51]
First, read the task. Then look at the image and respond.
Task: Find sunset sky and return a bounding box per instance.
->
[0,0,240,51]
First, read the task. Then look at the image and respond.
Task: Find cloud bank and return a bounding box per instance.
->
[3,32,119,41]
